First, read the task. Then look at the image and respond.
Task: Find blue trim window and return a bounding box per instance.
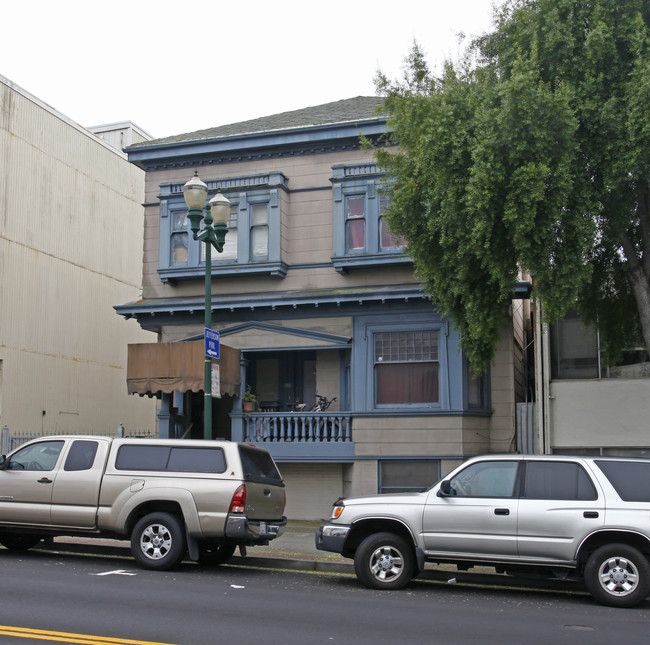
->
[331,164,409,273]
[467,363,489,409]
[170,207,189,265]
[374,331,439,405]
[379,459,441,494]
[158,172,288,282]
[379,194,406,249]
[353,314,456,412]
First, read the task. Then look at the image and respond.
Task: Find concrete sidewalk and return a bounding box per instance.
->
[40,520,587,595]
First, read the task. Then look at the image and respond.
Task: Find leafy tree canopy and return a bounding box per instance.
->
[375,0,650,371]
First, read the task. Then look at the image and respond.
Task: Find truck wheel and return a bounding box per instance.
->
[131,512,186,571]
[584,543,650,608]
[198,542,237,566]
[0,534,42,552]
[354,532,415,590]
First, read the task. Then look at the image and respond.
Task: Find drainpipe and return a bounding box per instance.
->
[535,301,552,454]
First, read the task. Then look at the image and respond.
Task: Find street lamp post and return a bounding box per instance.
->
[183,171,230,440]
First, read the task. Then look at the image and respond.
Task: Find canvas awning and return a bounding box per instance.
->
[126,341,240,397]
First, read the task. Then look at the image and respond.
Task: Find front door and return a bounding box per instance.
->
[0,439,65,525]
[422,460,521,559]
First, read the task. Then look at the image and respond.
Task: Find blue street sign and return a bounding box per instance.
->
[205,328,220,359]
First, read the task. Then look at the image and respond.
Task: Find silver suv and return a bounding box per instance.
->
[316,455,650,607]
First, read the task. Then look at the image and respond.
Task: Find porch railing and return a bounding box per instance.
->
[242,412,352,444]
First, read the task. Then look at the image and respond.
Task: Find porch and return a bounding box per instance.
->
[231,411,354,460]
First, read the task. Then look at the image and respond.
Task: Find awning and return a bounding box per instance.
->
[126,341,240,397]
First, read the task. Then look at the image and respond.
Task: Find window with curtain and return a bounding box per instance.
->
[250,203,269,259]
[379,195,406,250]
[346,195,366,251]
[202,204,238,262]
[331,164,410,272]
[374,330,439,404]
[170,209,188,264]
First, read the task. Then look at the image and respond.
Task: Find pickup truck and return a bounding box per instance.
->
[316,454,650,607]
[0,435,286,570]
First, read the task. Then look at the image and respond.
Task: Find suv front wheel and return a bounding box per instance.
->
[584,543,650,608]
[354,532,415,590]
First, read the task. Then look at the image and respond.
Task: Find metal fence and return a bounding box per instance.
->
[0,424,157,455]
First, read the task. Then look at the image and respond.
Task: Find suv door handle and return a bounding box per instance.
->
[583,511,599,518]
[494,508,510,516]
[37,477,53,484]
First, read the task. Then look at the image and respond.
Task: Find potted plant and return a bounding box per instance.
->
[242,385,258,414]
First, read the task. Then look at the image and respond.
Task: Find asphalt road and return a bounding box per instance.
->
[0,549,648,645]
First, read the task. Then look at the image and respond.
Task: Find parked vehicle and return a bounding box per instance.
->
[316,454,650,607]
[0,436,286,570]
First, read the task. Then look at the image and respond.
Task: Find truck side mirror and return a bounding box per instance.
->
[437,480,451,497]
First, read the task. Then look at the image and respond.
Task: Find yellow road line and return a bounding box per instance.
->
[0,626,178,645]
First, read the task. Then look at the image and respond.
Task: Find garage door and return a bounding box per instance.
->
[279,463,344,520]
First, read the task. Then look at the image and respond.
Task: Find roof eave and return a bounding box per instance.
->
[126,118,388,169]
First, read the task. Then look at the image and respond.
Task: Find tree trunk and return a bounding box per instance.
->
[626,262,650,355]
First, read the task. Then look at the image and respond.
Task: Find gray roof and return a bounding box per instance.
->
[132,96,386,148]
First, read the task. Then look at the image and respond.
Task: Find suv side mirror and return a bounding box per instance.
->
[437,480,451,497]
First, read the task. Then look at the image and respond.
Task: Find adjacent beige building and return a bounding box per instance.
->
[0,75,156,437]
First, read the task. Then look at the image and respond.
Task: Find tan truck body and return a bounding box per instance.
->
[0,436,286,569]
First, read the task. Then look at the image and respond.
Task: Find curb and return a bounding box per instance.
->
[37,539,587,595]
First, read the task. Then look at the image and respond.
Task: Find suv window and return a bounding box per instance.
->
[239,445,284,486]
[595,460,650,502]
[115,445,227,473]
[448,461,518,497]
[523,461,597,501]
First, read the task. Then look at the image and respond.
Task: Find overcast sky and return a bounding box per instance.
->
[1,0,500,139]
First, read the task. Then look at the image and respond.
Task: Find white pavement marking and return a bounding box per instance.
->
[91,569,138,576]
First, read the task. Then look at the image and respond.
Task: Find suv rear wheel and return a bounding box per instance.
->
[584,543,650,608]
[354,532,415,590]
[131,512,186,571]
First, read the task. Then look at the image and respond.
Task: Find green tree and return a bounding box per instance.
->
[375,0,650,371]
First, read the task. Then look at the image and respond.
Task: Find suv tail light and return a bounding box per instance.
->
[229,485,246,514]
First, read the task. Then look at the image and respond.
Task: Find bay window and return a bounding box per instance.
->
[332,164,409,272]
[158,172,287,281]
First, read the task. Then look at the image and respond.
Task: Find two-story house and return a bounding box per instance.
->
[116,97,529,519]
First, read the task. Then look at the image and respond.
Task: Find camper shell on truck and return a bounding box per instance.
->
[0,436,287,570]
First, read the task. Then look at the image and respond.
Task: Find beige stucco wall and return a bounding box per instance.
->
[140,150,419,302]
[0,76,156,435]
